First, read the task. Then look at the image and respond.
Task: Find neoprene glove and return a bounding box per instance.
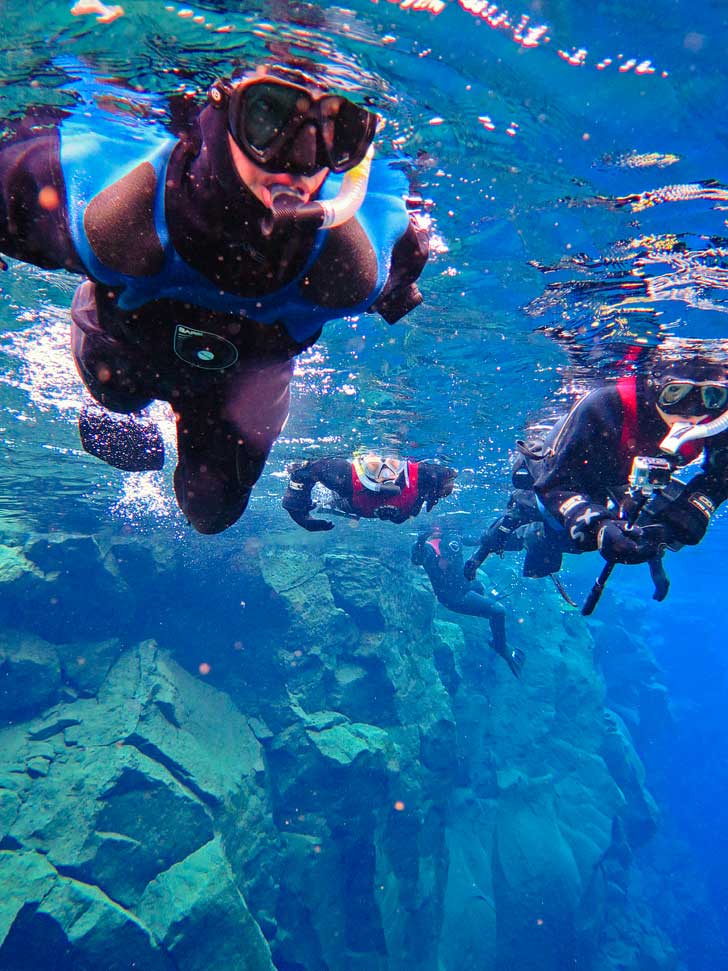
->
[560,498,611,550]
[597,521,660,565]
[646,490,714,546]
[374,505,401,522]
[463,557,479,581]
[282,490,312,515]
[299,516,334,532]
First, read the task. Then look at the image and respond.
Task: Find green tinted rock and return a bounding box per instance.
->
[139,837,274,971]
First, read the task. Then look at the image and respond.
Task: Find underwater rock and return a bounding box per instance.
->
[492,771,583,971]
[0,629,61,722]
[601,709,659,849]
[440,790,497,970]
[0,640,276,968]
[325,552,387,629]
[595,883,679,971]
[139,837,275,971]
[0,543,44,586]
[0,528,682,970]
[0,849,175,970]
[0,533,134,642]
[259,547,357,656]
[24,533,102,576]
[54,636,123,696]
[592,620,673,746]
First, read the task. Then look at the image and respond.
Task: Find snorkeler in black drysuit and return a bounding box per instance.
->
[282,452,457,530]
[0,61,428,533]
[465,356,728,603]
[412,524,525,679]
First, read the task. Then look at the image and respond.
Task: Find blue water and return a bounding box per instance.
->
[1,1,728,968]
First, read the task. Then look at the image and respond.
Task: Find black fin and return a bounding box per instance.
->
[79,404,164,473]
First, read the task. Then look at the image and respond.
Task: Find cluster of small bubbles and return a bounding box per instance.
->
[458,0,549,49]
[0,303,83,415]
[164,4,234,33]
[455,0,667,77]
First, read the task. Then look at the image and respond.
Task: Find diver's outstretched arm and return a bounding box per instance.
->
[0,127,84,273]
[282,460,333,531]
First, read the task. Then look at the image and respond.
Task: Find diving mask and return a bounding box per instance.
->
[657,380,728,419]
[354,454,409,492]
[218,77,377,177]
[656,380,728,456]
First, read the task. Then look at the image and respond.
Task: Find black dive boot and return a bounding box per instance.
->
[490,611,525,679]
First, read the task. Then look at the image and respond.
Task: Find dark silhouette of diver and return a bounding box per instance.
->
[465,356,728,606]
[282,452,457,530]
[0,60,428,533]
[412,524,525,679]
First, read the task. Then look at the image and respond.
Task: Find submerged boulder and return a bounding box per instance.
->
[0,630,61,722]
[0,640,276,970]
[139,837,275,971]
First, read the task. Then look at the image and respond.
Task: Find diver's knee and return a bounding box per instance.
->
[71,324,152,414]
[188,512,242,535]
[173,463,251,534]
[490,601,506,620]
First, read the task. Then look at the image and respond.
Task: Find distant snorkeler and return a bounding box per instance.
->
[282,452,457,530]
[0,59,428,533]
[412,523,525,679]
[465,355,728,611]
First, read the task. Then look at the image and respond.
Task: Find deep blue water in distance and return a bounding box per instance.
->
[2,0,728,967]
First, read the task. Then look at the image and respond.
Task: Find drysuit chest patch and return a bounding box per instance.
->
[173,326,239,370]
[83,161,165,276]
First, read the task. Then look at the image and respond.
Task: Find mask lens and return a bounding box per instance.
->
[381,459,403,481]
[658,382,692,409]
[327,97,375,171]
[240,82,306,151]
[364,457,382,480]
[702,384,728,410]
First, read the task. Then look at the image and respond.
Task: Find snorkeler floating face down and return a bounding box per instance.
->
[0,61,427,534]
[215,72,378,209]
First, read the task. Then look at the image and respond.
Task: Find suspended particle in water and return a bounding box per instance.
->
[38,186,60,211]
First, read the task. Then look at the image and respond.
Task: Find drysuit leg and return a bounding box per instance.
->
[173,358,294,534]
[442,586,524,678]
[70,287,164,472]
[455,590,508,655]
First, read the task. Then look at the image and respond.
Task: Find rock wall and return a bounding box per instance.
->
[0,526,680,970]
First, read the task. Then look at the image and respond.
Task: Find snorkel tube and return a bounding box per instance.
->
[262,145,374,236]
[660,409,728,456]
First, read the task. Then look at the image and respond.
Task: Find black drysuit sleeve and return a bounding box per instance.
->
[534,387,627,550]
[642,442,728,547]
[282,458,352,529]
[370,216,429,324]
[0,129,83,273]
